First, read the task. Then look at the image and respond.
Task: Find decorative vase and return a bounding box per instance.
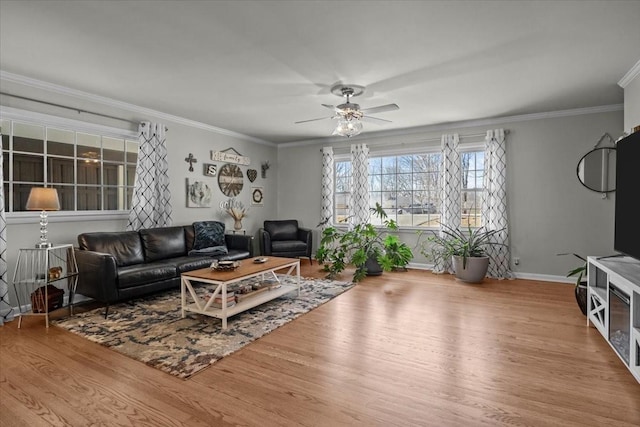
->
[452,255,490,283]
[234,219,243,230]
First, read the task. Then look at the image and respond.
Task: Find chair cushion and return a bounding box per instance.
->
[192,221,226,250]
[78,231,144,267]
[271,240,308,253]
[140,226,187,262]
[264,220,299,241]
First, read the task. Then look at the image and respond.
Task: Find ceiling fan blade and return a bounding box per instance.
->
[362,116,393,124]
[294,116,332,124]
[321,104,336,110]
[360,103,399,114]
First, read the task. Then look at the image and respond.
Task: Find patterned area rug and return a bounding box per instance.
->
[52,275,353,379]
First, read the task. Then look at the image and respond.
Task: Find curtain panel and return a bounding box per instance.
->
[483,129,513,279]
[126,122,173,231]
[433,134,461,273]
[320,147,335,231]
[350,143,370,227]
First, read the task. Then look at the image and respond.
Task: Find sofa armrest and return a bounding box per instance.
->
[74,249,119,303]
[224,234,254,258]
[298,227,313,247]
[259,228,272,256]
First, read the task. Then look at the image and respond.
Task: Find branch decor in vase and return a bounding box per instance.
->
[222,198,248,230]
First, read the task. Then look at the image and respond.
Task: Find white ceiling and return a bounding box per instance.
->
[1,1,639,144]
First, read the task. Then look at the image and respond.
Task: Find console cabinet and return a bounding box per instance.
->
[587,256,640,383]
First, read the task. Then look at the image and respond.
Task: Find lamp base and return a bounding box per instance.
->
[35,242,53,249]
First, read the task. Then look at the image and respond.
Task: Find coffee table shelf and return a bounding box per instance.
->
[180,257,300,329]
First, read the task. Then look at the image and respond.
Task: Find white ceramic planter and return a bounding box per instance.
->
[452,255,489,283]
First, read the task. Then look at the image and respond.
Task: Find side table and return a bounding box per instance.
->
[12,244,79,328]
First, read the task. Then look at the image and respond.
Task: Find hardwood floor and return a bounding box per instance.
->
[1,265,639,426]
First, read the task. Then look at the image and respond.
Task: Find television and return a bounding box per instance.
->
[614,131,640,261]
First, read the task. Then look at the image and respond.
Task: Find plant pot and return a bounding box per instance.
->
[575,281,588,316]
[365,256,383,276]
[452,255,489,283]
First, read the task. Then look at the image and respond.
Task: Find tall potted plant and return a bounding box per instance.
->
[557,252,588,316]
[418,223,506,283]
[316,203,413,282]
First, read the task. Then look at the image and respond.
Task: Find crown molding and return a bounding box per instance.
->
[0,70,276,147]
[618,59,640,88]
[279,103,624,148]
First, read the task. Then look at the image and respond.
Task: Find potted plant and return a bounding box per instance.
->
[417,223,506,283]
[557,252,588,316]
[316,203,413,282]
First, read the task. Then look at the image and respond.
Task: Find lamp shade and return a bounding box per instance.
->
[26,187,61,211]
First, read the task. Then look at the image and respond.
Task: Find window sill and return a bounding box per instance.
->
[6,211,130,225]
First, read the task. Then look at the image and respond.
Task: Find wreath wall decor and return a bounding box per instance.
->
[251,187,264,206]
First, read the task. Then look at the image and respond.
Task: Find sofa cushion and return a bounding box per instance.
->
[192,221,226,250]
[140,226,187,262]
[117,261,177,289]
[78,231,144,267]
[264,220,299,241]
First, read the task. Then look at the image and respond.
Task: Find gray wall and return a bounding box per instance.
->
[276,110,623,281]
[624,73,640,134]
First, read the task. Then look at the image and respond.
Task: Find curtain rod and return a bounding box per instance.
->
[0,92,139,125]
[321,130,510,151]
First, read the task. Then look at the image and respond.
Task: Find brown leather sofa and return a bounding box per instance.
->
[75,223,253,316]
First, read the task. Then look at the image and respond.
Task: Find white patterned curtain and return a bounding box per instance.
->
[483,129,513,279]
[434,134,461,273]
[350,143,370,227]
[320,147,334,230]
[126,122,173,231]
[0,133,11,325]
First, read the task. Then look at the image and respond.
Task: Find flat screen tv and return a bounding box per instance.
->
[614,131,640,261]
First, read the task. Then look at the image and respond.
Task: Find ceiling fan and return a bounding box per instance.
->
[295,84,399,137]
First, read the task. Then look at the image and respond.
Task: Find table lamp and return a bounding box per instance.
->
[26,187,60,248]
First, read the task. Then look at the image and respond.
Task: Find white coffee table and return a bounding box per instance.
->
[180,257,300,329]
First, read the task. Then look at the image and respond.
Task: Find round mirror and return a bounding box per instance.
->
[576,147,616,193]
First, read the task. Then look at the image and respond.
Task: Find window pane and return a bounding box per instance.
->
[397,155,412,173]
[12,153,44,183]
[369,157,382,175]
[104,186,128,210]
[77,133,101,161]
[369,174,381,191]
[77,186,102,210]
[52,185,74,211]
[2,151,7,182]
[381,157,396,173]
[382,174,396,191]
[127,165,136,187]
[104,163,124,186]
[13,123,44,153]
[77,161,101,185]
[47,128,75,156]
[48,157,74,184]
[126,140,139,163]
[3,183,8,212]
[12,183,33,211]
[103,137,125,162]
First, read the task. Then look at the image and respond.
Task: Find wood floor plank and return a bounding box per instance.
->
[1,266,639,426]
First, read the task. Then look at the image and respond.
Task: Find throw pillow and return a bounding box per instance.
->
[192,221,226,250]
[188,245,228,256]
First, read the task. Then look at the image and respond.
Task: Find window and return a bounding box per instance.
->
[2,118,138,213]
[332,148,485,229]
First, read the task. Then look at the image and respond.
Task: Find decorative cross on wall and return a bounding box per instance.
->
[185,153,198,172]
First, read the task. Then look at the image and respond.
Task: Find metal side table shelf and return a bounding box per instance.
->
[12,244,79,328]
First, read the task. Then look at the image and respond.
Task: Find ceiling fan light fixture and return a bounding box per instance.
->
[333,117,363,138]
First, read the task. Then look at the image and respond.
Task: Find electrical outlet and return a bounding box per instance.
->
[513,257,520,266]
